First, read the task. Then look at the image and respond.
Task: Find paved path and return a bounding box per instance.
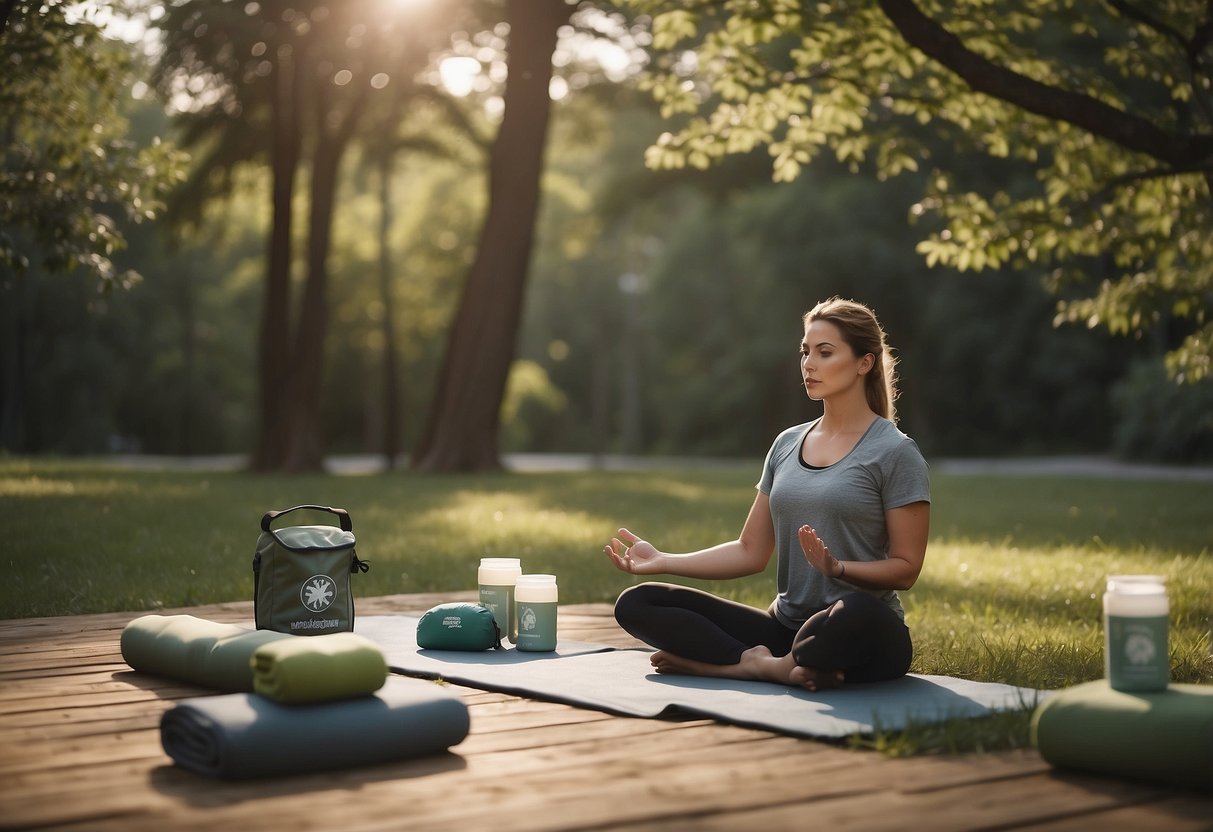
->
[103,452,1213,481]
[930,455,1213,482]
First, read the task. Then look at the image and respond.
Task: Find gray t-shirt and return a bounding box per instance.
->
[757,417,930,627]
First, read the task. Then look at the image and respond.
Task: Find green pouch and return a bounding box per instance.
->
[252,505,369,636]
[416,603,502,651]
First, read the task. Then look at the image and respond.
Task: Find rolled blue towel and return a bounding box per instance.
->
[160,677,470,779]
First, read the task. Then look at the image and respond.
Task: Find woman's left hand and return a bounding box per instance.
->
[798,524,843,579]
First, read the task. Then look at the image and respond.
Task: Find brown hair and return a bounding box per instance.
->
[803,297,899,421]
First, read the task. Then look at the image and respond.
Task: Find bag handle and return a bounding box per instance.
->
[261,505,353,533]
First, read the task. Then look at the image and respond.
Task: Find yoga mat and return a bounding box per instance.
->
[160,676,470,779]
[356,616,1047,739]
[252,632,388,704]
[122,614,296,692]
[1032,679,1213,792]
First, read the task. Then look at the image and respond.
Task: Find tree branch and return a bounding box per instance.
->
[1104,0,1213,129]
[1076,162,1213,218]
[1102,0,1188,52]
[874,0,1213,168]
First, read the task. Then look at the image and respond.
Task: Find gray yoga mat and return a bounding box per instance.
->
[356,615,1048,739]
[160,676,470,779]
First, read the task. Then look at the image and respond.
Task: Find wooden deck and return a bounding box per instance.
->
[1,593,1209,831]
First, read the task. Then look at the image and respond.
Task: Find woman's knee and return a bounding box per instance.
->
[795,592,880,639]
[829,591,886,619]
[791,592,911,677]
[613,582,662,629]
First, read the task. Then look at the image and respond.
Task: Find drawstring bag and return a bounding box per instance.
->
[252,505,369,636]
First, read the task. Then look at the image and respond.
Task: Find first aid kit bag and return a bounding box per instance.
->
[253,505,369,635]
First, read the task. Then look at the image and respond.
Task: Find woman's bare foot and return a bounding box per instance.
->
[649,646,829,690]
[789,664,846,692]
[647,648,846,693]
[736,645,800,684]
[651,650,717,676]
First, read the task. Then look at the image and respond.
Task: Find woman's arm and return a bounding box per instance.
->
[604,492,776,580]
[798,500,930,591]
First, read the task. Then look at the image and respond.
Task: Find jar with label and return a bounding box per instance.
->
[478,558,521,644]
[1103,575,1170,692]
[515,574,558,652]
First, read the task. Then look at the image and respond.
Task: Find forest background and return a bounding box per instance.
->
[4,0,1213,471]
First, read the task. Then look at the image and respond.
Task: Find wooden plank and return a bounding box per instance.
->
[0,735,167,779]
[2,728,818,831]
[681,770,1210,832]
[0,662,132,682]
[0,594,1208,832]
[1019,795,1213,831]
[0,683,513,742]
[0,684,201,716]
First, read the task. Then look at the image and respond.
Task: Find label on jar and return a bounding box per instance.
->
[479,584,516,643]
[515,601,557,652]
[1105,614,1169,692]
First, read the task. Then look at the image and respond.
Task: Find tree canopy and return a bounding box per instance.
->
[5,0,1210,463]
[1,0,182,288]
[625,0,1213,381]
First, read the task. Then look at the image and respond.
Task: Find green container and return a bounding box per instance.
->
[1103,575,1169,692]
[516,602,557,652]
[515,574,558,652]
[1106,614,1170,692]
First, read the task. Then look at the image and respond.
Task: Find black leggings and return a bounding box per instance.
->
[614,582,912,683]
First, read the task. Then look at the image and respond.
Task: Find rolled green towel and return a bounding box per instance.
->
[252,632,388,704]
[160,677,470,779]
[121,614,295,692]
[1031,679,1213,792]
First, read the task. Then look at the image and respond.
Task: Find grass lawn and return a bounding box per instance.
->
[3,456,1210,753]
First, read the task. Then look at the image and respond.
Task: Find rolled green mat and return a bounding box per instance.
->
[1031,679,1213,792]
[252,632,388,704]
[160,677,470,779]
[121,614,295,692]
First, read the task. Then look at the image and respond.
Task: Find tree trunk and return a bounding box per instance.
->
[0,272,26,452]
[378,154,402,470]
[177,263,195,455]
[280,80,372,473]
[280,126,339,473]
[0,0,16,37]
[250,51,302,471]
[411,0,569,472]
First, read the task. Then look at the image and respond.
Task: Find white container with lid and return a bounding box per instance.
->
[478,558,522,643]
[514,574,558,652]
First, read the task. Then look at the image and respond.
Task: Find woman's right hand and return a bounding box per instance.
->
[603,527,663,574]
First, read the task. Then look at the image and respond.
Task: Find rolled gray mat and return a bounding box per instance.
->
[160,676,470,779]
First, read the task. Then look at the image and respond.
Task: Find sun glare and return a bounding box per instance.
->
[439,56,482,98]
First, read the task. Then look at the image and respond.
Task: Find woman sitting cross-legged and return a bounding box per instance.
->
[603,297,930,692]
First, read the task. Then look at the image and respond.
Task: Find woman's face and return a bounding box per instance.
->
[800,319,872,403]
